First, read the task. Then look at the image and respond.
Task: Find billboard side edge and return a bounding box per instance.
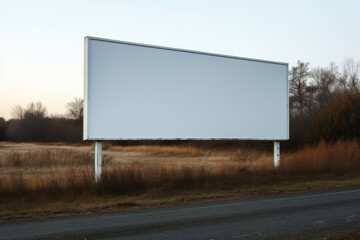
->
[286,63,290,140]
[83,37,89,140]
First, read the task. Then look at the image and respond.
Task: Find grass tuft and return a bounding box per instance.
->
[281,140,360,174]
[108,145,205,157]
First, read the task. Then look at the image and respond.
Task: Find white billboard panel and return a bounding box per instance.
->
[84,37,288,140]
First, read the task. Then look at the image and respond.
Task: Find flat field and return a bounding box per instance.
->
[0,141,272,180]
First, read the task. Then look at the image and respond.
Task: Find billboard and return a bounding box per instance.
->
[84,36,288,140]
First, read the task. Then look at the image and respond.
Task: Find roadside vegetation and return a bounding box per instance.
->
[0,140,360,221]
[320,230,360,240]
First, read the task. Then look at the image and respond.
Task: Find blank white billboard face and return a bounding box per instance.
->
[84,37,288,140]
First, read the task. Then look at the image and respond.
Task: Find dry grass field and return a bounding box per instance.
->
[0,140,360,220]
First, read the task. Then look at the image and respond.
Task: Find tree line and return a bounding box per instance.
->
[0,58,359,146]
[0,98,83,142]
[289,58,360,145]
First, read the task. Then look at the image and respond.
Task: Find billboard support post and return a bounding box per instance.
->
[95,141,102,182]
[274,141,280,168]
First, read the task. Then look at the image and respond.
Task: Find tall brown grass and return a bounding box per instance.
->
[0,140,359,199]
[0,149,113,168]
[0,150,93,167]
[99,143,205,157]
[281,140,360,174]
[0,164,278,198]
[231,148,273,171]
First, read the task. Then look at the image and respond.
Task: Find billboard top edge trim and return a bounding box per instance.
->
[85,36,288,67]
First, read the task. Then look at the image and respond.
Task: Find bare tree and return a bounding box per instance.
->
[66,98,84,121]
[312,62,339,110]
[341,58,360,94]
[11,105,24,119]
[11,102,47,119]
[23,102,47,119]
[289,61,312,118]
[0,117,6,140]
[7,102,48,141]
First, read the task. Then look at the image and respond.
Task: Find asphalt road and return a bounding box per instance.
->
[1,187,360,240]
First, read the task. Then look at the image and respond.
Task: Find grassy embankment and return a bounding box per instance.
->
[0,140,360,221]
[319,230,360,240]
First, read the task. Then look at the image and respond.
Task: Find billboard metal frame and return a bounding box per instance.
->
[83,36,288,181]
[84,36,289,141]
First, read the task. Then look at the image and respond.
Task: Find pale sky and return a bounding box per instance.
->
[1,0,359,120]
